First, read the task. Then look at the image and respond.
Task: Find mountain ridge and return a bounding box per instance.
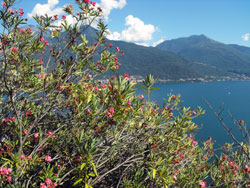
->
[25,25,250,82]
[156,35,250,77]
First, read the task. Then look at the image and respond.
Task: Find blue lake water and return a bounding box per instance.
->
[139,81,250,148]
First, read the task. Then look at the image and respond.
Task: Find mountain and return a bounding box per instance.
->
[105,39,233,81]
[27,25,250,82]
[34,26,228,82]
[229,44,250,59]
[156,35,250,76]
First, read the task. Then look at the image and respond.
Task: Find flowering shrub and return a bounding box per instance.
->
[1,0,249,187]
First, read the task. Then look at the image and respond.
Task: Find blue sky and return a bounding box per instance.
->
[8,0,250,47]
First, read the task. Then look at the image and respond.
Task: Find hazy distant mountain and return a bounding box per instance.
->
[105,39,228,81]
[156,35,250,76]
[229,44,250,59]
[27,25,250,81]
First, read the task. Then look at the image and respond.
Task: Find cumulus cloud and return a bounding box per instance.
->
[107,15,156,43]
[242,33,250,41]
[152,39,164,47]
[97,0,126,20]
[27,0,64,18]
[107,31,121,40]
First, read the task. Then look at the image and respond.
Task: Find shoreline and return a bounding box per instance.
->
[98,75,250,84]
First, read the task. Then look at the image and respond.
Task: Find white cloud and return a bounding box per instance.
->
[107,15,156,43]
[242,33,250,41]
[54,15,78,27]
[97,0,126,20]
[27,0,64,18]
[107,31,121,40]
[152,39,164,47]
[136,42,150,47]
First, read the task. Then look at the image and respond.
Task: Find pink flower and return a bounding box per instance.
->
[222,156,228,160]
[19,11,24,15]
[27,155,32,160]
[86,109,91,114]
[6,168,12,175]
[40,57,44,65]
[192,140,198,145]
[126,101,131,107]
[44,40,49,46]
[6,176,11,183]
[40,182,47,188]
[245,165,249,170]
[46,178,52,185]
[0,167,12,176]
[172,176,178,181]
[114,57,118,61]
[23,129,28,135]
[107,107,114,118]
[0,167,7,176]
[38,73,44,78]
[200,181,207,188]
[60,60,65,65]
[54,15,58,20]
[108,108,114,115]
[2,2,6,7]
[139,95,144,100]
[11,47,17,53]
[40,37,44,42]
[8,9,14,14]
[123,73,129,79]
[46,131,55,136]
[83,0,89,4]
[34,133,39,138]
[62,15,66,20]
[45,156,52,162]
[21,155,25,161]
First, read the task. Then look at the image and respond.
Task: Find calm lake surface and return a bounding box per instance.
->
[139,80,250,148]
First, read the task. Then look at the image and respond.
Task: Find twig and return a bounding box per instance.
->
[203,98,250,161]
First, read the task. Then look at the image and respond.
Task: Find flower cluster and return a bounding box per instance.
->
[40,178,57,188]
[0,167,12,183]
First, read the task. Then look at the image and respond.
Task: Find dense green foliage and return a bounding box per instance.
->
[1,1,250,188]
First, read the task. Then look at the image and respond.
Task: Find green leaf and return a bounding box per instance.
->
[88,173,95,177]
[91,162,98,176]
[80,163,86,170]
[73,178,83,186]
[153,169,156,179]
[151,87,160,90]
